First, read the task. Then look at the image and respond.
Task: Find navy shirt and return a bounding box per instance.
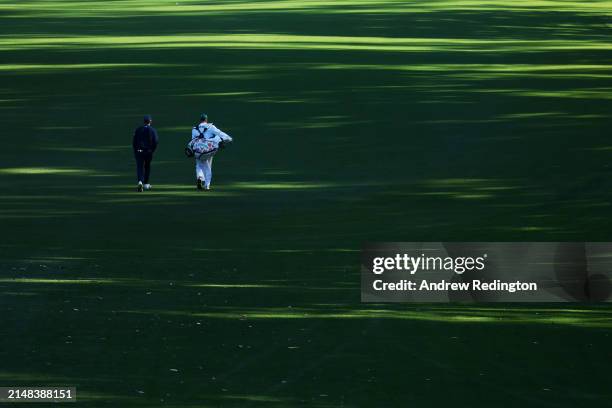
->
[133,125,159,153]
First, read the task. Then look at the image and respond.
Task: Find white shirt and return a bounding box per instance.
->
[191,122,232,143]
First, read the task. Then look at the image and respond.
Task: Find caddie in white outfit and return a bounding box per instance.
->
[190,113,233,190]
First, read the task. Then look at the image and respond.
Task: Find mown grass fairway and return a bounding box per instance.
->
[1,1,611,406]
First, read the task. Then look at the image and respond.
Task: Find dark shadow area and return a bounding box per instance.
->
[1,1,612,407]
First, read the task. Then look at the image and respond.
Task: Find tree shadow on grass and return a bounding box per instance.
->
[1,2,612,406]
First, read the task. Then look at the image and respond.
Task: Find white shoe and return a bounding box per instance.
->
[205,185,211,191]
[144,184,152,190]
[137,181,143,192]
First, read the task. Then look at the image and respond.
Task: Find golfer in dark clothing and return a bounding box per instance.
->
[132,115,159,192]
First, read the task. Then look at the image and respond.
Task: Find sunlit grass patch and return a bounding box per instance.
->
[315,63,612,73]
[187,283,281,288]
[518,88,612,100]
[0,167,118,177]
[1,34,610,53]
[226,181,335,190]
[0,278,115,284]
[512,226,560,232]
[221,395,288,403]
[181,91,260,97]
[0,277,352,291]
[0,167,93,175]
[0,63,189,73]
[1,0,612,18]
[498,112,566,119]
[394,178,525,201]
[119,306,612,328]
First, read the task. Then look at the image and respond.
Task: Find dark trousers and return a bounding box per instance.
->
[135,151,153,183]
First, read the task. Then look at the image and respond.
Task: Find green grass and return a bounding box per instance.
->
[0,0,611,406]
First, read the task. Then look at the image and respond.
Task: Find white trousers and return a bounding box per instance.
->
[195,155,214,187]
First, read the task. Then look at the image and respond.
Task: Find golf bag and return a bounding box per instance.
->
[185,125,222,160]
[185,124,232,159]
[185,137,217,160]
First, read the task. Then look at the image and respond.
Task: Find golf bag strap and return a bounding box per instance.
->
[194,125,209,139]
